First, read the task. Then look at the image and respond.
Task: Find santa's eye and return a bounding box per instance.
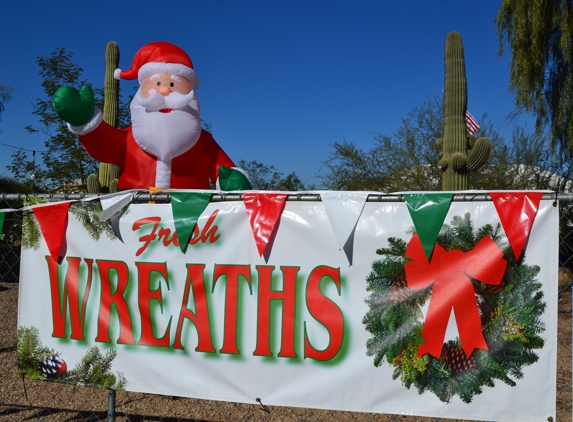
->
[170,82,174,87]
[156,81,161,86]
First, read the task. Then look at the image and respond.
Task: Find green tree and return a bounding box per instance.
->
[496,0,573,155]
[7,149,45,190]
[320,95,443,191]
[471,123,567,191]
[238,159,307,190]
[320,94,567,192]
[9,47,130,191]
[10,48,98,190]
[0,174,32,194]
[0,84,14,125]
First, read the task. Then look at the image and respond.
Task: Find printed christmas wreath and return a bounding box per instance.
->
[363,213,546,404]
[17,326,126,390]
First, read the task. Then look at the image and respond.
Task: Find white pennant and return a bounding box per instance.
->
[320,191,370,251]
[99,192,134,222]
[108,209,125,243]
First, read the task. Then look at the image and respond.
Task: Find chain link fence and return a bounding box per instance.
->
[0,193,571,422]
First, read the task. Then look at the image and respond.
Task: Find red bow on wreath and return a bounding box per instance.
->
[405,234,508,358]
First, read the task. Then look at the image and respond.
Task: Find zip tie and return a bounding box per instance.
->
[256,397,270,413]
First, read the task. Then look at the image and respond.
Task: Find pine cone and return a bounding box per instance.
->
[40,353,67,377]
[390,277,414,303]
[485,278,506,294]
[442,342,476,373]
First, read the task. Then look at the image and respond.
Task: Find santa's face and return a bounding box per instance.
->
[140,72,192,100]
[131,72,201,163]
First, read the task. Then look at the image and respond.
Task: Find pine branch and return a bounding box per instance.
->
[21,196,46,250]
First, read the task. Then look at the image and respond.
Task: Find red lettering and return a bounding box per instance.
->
[304,266,344,361]
[213,264,252,354]
[190,210,220,244]
[132,217,161,256]
[47,256,93,340]
[254,266,299,357]
[173,264,215,352]
[95,260,135,344]
[133,211,220,255]
[158,227,179,248]
[202,210,221,243]
[136,262,171,347]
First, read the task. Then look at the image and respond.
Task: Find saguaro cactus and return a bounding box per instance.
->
[87,41,121,194]
[100,41,121,193]
[437,32,491,190]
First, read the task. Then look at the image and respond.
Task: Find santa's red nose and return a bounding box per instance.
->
[159,86,171,96]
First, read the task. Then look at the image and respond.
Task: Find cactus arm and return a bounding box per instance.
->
[87,174,101,194]
[451,152,466,170]
[466,137,491,172]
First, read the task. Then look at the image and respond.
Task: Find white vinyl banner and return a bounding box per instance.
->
[18,195,558,422]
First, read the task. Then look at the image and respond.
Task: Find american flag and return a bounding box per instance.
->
[465,111,480,136]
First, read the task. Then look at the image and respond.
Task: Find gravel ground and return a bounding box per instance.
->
[1,282,571,422]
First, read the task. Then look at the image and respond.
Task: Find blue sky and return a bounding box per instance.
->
[0,1,530,186]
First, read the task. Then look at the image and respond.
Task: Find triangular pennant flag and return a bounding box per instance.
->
[403,193,453,261]
[33,202,71,262]
[0,213,5,236]
[490,192,543,260]
[99,192,134,222]
[242,193,287,256]
[320,191,369,264]
[108,209,126,243]
[320,192,369,250]
[170,192,213,253]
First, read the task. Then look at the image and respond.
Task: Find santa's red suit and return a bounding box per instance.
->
[79,121,235,190]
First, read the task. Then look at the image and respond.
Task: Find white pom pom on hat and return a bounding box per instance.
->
[114,41,198,90]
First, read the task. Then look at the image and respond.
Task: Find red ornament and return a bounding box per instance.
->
[55,359,67,375]
[40,353,67,377]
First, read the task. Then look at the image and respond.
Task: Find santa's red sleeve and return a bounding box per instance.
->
[77,121,128,168]
[201,131,236,184]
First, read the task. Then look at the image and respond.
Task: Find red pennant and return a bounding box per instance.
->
[242,193,287,256]
[490,192,543,260]
[405,234,508,358]
[33,202,71,262]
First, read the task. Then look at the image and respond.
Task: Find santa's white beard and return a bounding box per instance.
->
[131,90,201,163]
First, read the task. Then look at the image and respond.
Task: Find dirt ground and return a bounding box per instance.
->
[1,282,571,422]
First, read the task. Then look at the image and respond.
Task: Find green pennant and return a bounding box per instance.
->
[170,192,213,253]
[0,212,5,236]
[403,193,453,261]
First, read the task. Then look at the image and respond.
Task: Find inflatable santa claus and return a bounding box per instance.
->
[52,41,250,191]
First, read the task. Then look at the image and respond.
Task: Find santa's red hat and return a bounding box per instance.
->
[114,41,199,89]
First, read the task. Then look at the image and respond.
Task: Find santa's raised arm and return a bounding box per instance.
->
[52,41,250,191]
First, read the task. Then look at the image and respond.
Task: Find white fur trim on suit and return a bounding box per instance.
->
[138,62,198,90]
[114,69,122,80]
[155,159,172,188]
[67,107,103,136]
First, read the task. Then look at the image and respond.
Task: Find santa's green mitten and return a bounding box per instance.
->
[52,85,95,126]
[217,166,252,191]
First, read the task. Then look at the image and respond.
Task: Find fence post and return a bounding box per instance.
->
[108,389,115,422]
